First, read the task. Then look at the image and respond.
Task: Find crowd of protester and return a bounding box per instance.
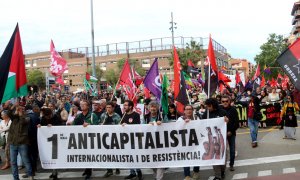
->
[0,80,299,180]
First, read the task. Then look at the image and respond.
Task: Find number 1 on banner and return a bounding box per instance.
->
[47,134,58,159]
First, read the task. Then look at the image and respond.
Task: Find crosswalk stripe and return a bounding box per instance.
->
[283,167,296,174]
[232,173,248,179]
[258,170,272,176]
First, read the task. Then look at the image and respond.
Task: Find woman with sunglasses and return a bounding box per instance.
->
[280,94,299,140]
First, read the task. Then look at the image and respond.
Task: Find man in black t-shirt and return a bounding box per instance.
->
[121,100,143,180]
[121,100,140,125]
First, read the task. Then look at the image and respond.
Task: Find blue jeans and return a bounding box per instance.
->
[227,135,236,166]
[248,118,259,143]
[183,166,199,177]
[130,168,141,175]
[10,144,32,180]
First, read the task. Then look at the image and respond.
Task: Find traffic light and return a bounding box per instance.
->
[70,79,72,86]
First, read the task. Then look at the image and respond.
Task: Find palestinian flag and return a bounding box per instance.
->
[276,38,300,91]
[0,24,27,103]
[86,72,98,82]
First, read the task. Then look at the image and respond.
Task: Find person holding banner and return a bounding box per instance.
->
[281,94,299,140]
[201,98,228,180]
[177,105,200,180]
[38,108,61,180]
[121,100,143,180]
[99,101,121,177]
[72,100,99,180]
[144,101,165,180]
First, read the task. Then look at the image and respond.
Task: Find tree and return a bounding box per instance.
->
[254,33,288,79]
[116,58,145,76]
[168,40,206,73]
[27,69,46,90]
[104,69,119,86]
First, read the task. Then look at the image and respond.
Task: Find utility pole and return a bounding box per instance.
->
[90,0,97,93]
[169,12,177,48]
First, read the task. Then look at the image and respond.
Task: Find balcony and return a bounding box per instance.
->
[292,10,300,25]
[292,22,300,35]
[291,2,300,16]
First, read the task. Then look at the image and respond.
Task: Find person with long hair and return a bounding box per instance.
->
[281,94,299,140]
[167,104,180,121]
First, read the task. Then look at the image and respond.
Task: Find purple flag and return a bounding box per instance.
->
[143,58,161,100]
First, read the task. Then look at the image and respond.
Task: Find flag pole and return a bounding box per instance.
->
[207,62,211,119]
[110,78,120,101]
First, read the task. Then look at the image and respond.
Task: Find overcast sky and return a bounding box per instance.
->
[0,0,296,63]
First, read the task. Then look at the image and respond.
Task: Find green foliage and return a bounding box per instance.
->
[116,58,145,76]
[168,40,206,71]
[26,69,46,89]
[104,69,119,86]
[87,66,103,83]
[254,33,288,79]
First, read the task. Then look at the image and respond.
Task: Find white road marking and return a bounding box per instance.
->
[2,154,300,179]
[283,167,296,174]
[258,170,272,176]
[232,173,248,179]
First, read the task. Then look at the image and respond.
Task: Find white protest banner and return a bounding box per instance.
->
[38,117,226,169]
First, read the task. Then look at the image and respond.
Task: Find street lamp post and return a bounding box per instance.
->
[169,12,177,48]
[90,0,97,91]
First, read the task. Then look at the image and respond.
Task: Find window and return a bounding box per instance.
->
[142,59,150,68]
[25,60,31,67]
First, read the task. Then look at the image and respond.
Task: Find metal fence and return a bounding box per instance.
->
[61,36,227,59]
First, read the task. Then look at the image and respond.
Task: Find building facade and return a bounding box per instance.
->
[25,36,229,92]
[290,1,300,43]
[228,58,254,81]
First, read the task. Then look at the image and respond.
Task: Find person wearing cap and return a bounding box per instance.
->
[111,98,122,118]
[92,99,106,121]
[0,110,12,170]
[8,104,34,180]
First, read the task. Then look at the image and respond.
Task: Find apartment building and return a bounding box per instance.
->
[24,36,229,91]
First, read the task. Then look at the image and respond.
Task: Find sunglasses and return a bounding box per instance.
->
[222,100,229,103]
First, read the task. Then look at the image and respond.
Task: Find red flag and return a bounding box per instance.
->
[144,87,151,99]
[208,35,218,73]
[173,46,182,99]
[252,64,261,81]
[118,60,136,100]
[188,59,195,67]
[56,76,64,85]
[270,78,277,87]
[50,40,68,80]
[218,71,231,83]
[235,70,244,92]
[260,76,265,87]
[86,72,90,80]
[131,67,143,86]
[235,70,241,85]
